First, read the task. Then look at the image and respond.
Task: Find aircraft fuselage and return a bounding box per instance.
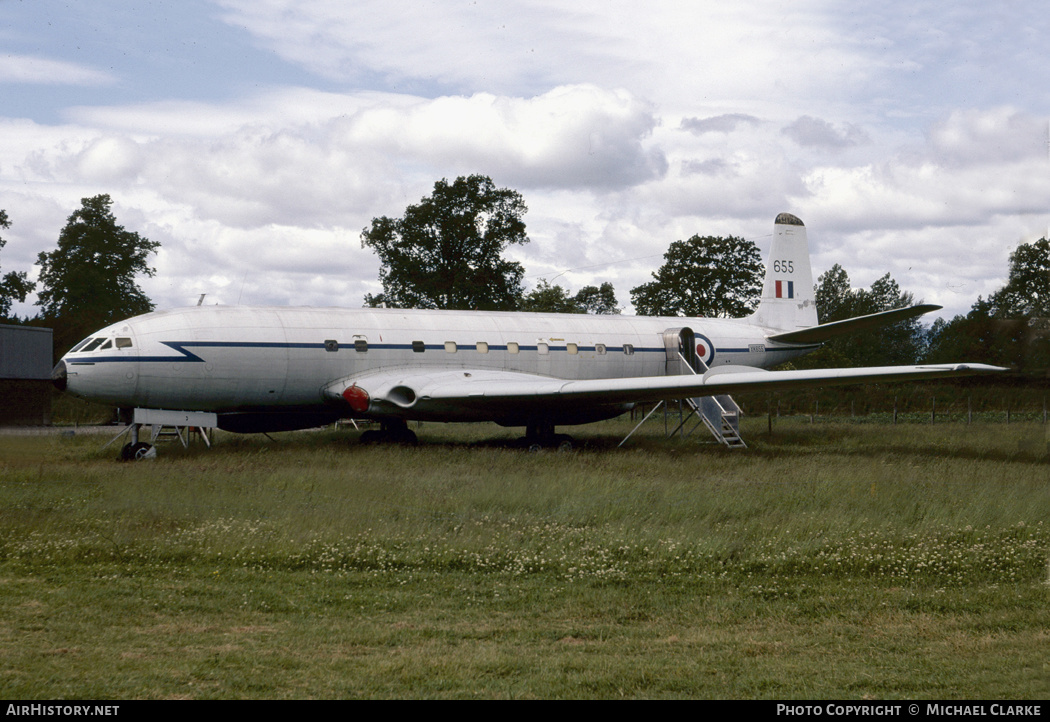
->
[56,305,805,426]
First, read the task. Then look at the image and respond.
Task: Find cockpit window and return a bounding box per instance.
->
[82,338,107,352]
[115,338,133,349]
[99,339,113,350]
[70,337,94,353]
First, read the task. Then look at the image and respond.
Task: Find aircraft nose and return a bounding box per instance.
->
[51,360,67,391]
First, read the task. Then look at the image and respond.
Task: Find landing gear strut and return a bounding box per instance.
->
[359,419,418,445]
[521,421,574,452]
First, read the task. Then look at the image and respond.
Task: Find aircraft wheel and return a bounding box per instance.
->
[120,442,155,461]
[359,429,382,445]
[555,435,574,452]
[527,442,544,453]
[389,428,418,445]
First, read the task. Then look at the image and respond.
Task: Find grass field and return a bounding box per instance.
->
[1,416,1047,699]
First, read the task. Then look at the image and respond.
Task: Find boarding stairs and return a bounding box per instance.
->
[618,327,746,449]
[665,348,746,449]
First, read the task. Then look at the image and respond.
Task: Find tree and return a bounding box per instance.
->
[630,235,763,318]
[801,265,924,367]
[36,195,159,351]
[923,297,1024,367]
[574,282,620,315]
[520,279,579,313]
[0,210,36,321]
[520,280,621,314]
[361,175,529,311]
[989,237,1050,318]
[813,263,853,322]
[925,238,1050,371]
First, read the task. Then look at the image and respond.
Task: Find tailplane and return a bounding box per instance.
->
[749,213,818,332]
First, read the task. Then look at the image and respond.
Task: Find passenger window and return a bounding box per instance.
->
[566,343,578,355]
[623,344,634,356]
[507,342,519,354]
[354,339,368,352]
[325,340,339,352]
[412,341,425,353]
[596,343,606,355]
[115,338,133,349]
[537,343,549,355]
[476,342,488,354]
[445,341,457,353]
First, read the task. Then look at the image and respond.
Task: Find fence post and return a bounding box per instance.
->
[893,395,897,425]
[968,395,972,425]
[931,397,935,424]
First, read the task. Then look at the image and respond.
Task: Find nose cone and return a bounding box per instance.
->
[51,360,67,391]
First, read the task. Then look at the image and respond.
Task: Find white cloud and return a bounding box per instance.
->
[2,2,1048,325]
[0,54,116,86]
[65,89,376,136]
[927,107,1048,166]
[331,85,666,190]
[35,85,665,232]
[799,108,1050,232]
[782,116,870,150]
[214,0,874,112]
[681,115,762,136]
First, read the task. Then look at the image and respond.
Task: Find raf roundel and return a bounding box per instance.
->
[695,334,715,366]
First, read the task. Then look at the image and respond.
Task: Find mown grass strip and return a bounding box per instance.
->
[1,418,1047,698]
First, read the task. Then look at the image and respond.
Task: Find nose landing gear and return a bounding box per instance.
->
[120,441,156,460]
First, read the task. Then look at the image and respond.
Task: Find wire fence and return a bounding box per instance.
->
[737,379,1050,425]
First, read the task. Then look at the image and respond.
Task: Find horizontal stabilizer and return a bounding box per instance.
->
[766,304,941,345]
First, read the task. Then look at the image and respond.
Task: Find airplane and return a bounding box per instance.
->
[50,212,1003,459]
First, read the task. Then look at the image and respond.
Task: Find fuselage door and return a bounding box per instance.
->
[662,327,698,376]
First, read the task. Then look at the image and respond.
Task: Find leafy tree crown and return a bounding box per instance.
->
[0,209,37,320]
[35,194,159,342]
[362,175,529,311]
[630,235,763,318]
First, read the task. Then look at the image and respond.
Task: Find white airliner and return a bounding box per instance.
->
[52,213,1001,458]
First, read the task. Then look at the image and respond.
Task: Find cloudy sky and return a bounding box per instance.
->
[2,0,1048,322]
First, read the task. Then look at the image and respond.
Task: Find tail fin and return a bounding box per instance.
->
[749,213,818,332]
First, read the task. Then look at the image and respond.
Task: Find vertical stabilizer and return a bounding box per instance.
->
[750,213,818,332]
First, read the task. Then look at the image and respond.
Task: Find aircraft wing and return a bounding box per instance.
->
[324,362,1004,420]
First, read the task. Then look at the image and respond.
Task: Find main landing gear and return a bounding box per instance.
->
[520,421,574,452]
[358,419,419,445]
